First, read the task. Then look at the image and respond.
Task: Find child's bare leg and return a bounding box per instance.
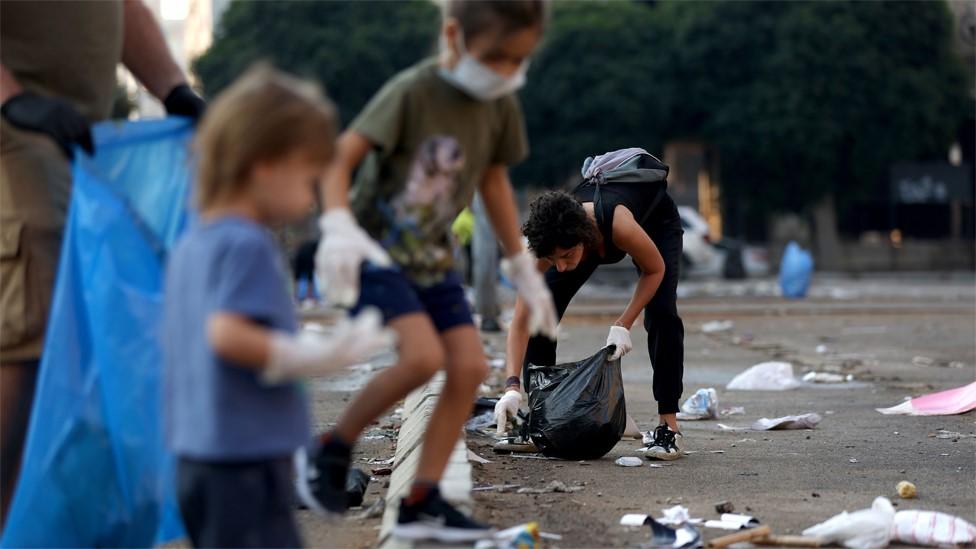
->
[660,413,679,432]
[412,325,487,484]
[332,313,444,443]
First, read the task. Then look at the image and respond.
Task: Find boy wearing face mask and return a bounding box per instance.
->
[303,0,556,542]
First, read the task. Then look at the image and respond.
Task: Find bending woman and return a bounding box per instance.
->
[500,149,686,460]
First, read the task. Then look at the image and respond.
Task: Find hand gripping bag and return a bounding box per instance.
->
[526,346,627,460]
[2,118,193,547]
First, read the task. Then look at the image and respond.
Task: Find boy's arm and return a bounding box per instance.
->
[208,312,272,369]
[320,131,373,210]
[479,165,558,339]
[207,310,392,383]
[316,130,391,306]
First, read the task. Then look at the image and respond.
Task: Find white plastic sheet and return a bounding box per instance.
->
[726,362,800,391]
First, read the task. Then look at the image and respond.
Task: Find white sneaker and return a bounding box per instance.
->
[638,424,683,460]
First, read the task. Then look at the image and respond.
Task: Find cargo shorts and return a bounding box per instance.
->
[0,120,72,363]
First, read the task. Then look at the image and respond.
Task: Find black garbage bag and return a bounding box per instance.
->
[526,346,627,460]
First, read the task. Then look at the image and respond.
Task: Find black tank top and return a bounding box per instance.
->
[573,180,670,264]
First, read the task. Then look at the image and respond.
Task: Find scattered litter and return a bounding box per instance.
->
[624,413,642,439]
[715,501,735,514]
[678,388,719,420]
[702,320,734,334]
[370,467,392,476]
[752,413,822,431]
[508,454,560,460]
[465,410,496,432]
[803,496,894,549]
[934,429,976,439]
[472,484,521,492]
[876,381,976,416]
[622,514,652,526]
[911,356,935,367]
[895,481,916,499]
[616,456,644,467]
[802,372,851,384]
[516,480,583,494]
[345,468,371,508]
[726,362,801,391]
[803,497,976,548]
[948,361,966,369]
[705,513,760,531]
[660,505,703,526]
[849,458,859,463]
[365,456,394,465]
[475,522,542,549]
[356,497,385,520]
[892,509,976,546]
[467,449,491,464]
[710,450,726,454]
[706,525,772,548]
[648,463,671,468]
[779,241,813,299]
[648,516,702,548]
[489,358,505,369]
[717,424,741,431]
[816,344,829,355]
[720,407,745,417]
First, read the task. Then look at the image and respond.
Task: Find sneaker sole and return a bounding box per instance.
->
[293,449,342,519]
[392,522,493,542]
[641,450,684,461]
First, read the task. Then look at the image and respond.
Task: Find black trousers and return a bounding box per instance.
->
[177,456,302,548]
[523,207,685,414]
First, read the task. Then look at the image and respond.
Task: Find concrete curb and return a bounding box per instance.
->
[377,373,474,549]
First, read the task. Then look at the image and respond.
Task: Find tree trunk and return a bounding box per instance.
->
[811,193,844,271]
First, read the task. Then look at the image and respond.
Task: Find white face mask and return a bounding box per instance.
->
[438,33,529,101]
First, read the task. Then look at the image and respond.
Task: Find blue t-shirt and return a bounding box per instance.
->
[163,216,309,460]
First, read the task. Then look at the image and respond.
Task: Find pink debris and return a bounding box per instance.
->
[877,381,976,416]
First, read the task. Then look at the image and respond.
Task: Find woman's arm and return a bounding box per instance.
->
[321,131,373,210]
[611,206,665,329]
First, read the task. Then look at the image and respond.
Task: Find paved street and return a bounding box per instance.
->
[299,274,976,547]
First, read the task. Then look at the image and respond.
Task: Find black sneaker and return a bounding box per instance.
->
[294,441,350,516]
[638,424,684,461]
[392,487,494,542]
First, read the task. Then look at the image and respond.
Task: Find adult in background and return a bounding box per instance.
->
[0,0,204,526]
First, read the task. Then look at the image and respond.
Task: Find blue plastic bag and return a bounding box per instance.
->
[779,240,814,299]
[2,118,194,547]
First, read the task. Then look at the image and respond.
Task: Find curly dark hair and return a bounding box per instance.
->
[522,191,599,258]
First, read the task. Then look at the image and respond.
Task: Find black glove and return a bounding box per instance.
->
[163,83,205,122]
[1,92,94,159]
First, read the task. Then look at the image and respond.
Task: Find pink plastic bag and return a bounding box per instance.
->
[877,381,976,416]
[892,510,976,546]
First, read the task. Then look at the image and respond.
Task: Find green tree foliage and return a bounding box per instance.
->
[193,0,439,124]
[515,1,671,186]
[659,0,971,213]
[193,0,971,217]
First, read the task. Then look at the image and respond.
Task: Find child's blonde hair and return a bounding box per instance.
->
[194,63,336,210]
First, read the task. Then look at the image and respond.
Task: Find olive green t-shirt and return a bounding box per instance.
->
[350,58,528,286]
[1,1,123,122]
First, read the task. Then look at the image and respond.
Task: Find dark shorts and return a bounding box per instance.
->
[176,456,301,548]
[350,265,473,333]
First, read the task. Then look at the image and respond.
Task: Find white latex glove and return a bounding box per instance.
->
[263,308,394,384]
[606,325,633,361]
[315,209,392,307]
[501,250,558,339]
[494,389,522,436]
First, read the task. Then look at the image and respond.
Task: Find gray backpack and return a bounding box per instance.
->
[577,147,669,228]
